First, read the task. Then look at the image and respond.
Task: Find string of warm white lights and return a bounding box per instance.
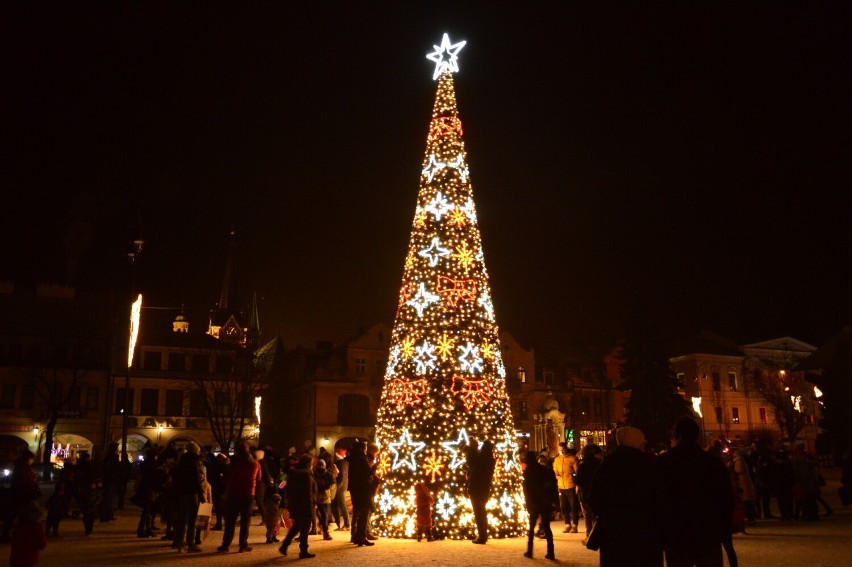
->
[372,34,527,541]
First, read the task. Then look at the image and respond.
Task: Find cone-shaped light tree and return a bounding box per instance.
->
[373,34,527,541]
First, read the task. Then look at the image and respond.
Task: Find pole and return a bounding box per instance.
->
[120,240,143,466]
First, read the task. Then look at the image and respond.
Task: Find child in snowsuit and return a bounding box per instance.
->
[45,481,67,537]
[264,493,283,543]
[414,482,435,542]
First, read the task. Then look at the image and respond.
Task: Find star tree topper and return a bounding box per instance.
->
[426,33,467,80]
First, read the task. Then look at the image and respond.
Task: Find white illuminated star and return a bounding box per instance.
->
[385,345,401,378]
[496,432,520,472]
[458,342,483,374]
[441,428,471,470]
[418,236,452,267]
[448,154,469,183]
[413,340,438,375]
[389,428,426,472]
[406,282,440,317]
[460,197,477,224]
[425,192,454,222]
[426,33,467,80]
[422,153,447,182]
[436,491,457,520]
[499,492,515,517]
[478,290,495,321]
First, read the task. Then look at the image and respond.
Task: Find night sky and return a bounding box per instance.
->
[2,3,850,350]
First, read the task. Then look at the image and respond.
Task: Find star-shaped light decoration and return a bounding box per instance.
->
[423,448,445,482]
[376,451,392,478]
[426,33,467,80]
[389,428,426,472]
[496,432,520,473]
[418,236,452,267]
[477,290,495,321]
[453,240,476,271]
[378,488,394,514]
[422,153,447,182]
[385,345,400,377]
[499,492,515,517]
[448,153,469,183]
[458,342,484,374]
[435,332,455,359]
[400,336,416,358]
[425,192,455,221]
[460,197,477,224]
[413,340,438,375]
[435,491,458,520]
[448,207,468,227]
[406,282,440,317]
[441,428,471,470]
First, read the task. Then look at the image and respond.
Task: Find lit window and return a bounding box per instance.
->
[732,407,740,424]
[518,366,526,383]
[728,372,738,392]
[711,372,721,391]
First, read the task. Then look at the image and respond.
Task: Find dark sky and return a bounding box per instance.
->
[2,3,851,350]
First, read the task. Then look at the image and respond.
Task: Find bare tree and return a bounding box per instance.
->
[22,338,100,480]
[750,365,810,443]
[185,346,270,453]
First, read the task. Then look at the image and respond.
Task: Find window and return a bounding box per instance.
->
[728,372,738,392]
[115,388,135,414]
[144,351,162,371]
[214,390,230,413]
[711,372,721,391]
[519,400,528,419]
[542,371,554,385]
[677,372,685,383]
[373,359,386,386]
[192,355,210,373]
[518,367,526,384]
[216,356,233,374]
[8,344,22,363]
[19,384,34,409]
[337,394,371,426]
[0,384,15,409]
[594,398,602,417]
[140,388,159,415]
[732,407,740,424]
[168,352,186,371]
[582,369,592,382]
[714,406,723,424]
[84,387,99,410]
[189,389,206,416]
[355,358,366,376]
[580,397,590,416]
[67,386,81,411]
[759,407,767,424]
[165,389,184,416]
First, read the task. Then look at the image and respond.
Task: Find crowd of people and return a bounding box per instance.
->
[0,425,842,566]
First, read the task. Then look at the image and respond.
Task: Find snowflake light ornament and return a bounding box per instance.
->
[406,282,440,317]
[435,491,458,520]
[418,236,452,267]
[426,33,467,80]
[425,192,455,221]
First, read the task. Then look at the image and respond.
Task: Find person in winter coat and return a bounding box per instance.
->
[732,448,757,525]
[171,442,204,553]
[552,442,579,533]
[347,440,375,547]
[10,501,47,567]
[135,448,166,538]
[575,443,603,545]
[523,452,558,560]
[657,417,733,567]
[313,458,335,540]
[75,452,101,536]
[278,454,318,559]
[414,482,435,542]
[217,443,261,553]
[332,446,350,531]
[467,440,496,544]
[588,426,667,567]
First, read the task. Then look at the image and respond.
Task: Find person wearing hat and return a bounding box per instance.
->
[588,426,668,566]
[172,442,204,553]
[278,454,318,559]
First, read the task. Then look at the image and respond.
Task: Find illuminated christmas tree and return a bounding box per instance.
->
[373,34,527,540]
